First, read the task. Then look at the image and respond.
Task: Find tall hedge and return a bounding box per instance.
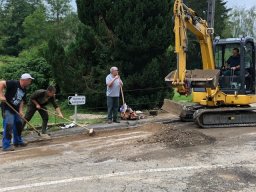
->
[47,0,174,110]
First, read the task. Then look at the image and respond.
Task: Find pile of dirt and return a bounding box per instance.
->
[139,124,216,148]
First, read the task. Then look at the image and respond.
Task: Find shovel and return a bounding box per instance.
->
[40,108,95,136]
[120,85,127,113]
[4,101,51,139]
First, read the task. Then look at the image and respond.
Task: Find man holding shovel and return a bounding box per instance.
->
[106,66,123,124]
[23,86,63,135]
[0,73,34,151]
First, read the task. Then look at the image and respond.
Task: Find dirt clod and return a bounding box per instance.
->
[140,124,216,148]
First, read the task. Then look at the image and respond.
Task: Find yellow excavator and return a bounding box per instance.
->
[165,0,256,128]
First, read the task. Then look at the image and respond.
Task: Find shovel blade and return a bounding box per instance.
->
[40,134,51,140]
[88,129,95,136]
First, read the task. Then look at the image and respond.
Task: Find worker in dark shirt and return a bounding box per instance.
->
[223,48,240,76]
[23,86,63,135]
[0,73,34,151]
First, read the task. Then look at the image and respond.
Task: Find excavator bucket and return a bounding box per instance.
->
[161,99,184,115]
[163,69,220,119]
[165,69,220,89]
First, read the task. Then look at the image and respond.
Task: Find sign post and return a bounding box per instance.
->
[74,94,78,123]
[68,94,86,124]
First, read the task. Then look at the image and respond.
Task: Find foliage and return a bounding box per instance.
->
[184,0,230,69]
[46,38,67,92]
[61,13,81,44]
[18,42,48,60]
[20,6,49,48]
[172,90,192,102]
[228,6,256,38]
[46,0,174,109]
[0,0,77,55]
[0,55,19,67]
[0,56,53,94]
[185,0,230,36]
[0,0,80,98]
[45,0,71,22]
[50,12,82,46]
[45,0,80,46]
[0,0,37,56]
[47,25,109,108]
[0,0,239,111]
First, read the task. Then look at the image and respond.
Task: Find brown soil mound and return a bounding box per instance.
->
[140,124,216,148]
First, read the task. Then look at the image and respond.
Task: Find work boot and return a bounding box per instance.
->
[2,146,15,151]
[113,119,120,123]
[42,132,51,136]
[108,120,112,124]
[14,142,28,147]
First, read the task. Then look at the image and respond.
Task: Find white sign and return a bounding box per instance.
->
[68,96,86,105]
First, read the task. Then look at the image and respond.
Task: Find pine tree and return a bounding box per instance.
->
[58,0,174,109]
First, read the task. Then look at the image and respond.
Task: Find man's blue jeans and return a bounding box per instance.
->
[2,109,24,149]
[107,96,119,121]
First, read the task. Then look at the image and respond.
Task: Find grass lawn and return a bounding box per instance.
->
[172,91,192,102]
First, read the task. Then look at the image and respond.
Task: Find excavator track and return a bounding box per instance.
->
[193,107,256,128]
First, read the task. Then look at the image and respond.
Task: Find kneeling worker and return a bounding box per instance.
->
[24,86,63,134]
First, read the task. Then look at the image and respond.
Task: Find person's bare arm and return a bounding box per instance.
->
[55,107,63,118]
[119,78,123,86]
[107,75,119,87]
[30,90,45,109]
[19,101,24,117]
[231,65,240,70]
[225,56,232,69]
[31,99,41,109]
[0,81,6,101]
[223,62,228,69]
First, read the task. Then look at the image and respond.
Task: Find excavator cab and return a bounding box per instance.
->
[164,0,256,128]
[214,37,256,94]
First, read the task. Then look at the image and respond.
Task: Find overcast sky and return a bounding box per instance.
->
[226,0,256,9]
[71,0,76,11]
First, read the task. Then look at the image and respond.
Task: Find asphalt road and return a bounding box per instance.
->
[0,122,256,192]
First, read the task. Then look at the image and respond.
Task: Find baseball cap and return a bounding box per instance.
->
[20,73,34,80]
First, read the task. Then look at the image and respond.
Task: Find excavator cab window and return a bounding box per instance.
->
[215,40,255,94]
[215,43,242,92]
[244,42,255,93]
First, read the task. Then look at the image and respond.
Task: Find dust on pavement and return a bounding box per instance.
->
[185,167,256,192]
[0,122,256,192]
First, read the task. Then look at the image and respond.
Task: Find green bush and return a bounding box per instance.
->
[0,56,53,96]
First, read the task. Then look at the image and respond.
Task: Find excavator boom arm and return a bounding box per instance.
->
[170,0,217,94]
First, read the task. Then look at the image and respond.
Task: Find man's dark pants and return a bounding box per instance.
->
[223,69,240,76]
[24,105,49,134]
[2,109,24,149]
[107,96,119,121]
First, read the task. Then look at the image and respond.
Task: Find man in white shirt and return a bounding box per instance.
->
[106,67,123,124]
